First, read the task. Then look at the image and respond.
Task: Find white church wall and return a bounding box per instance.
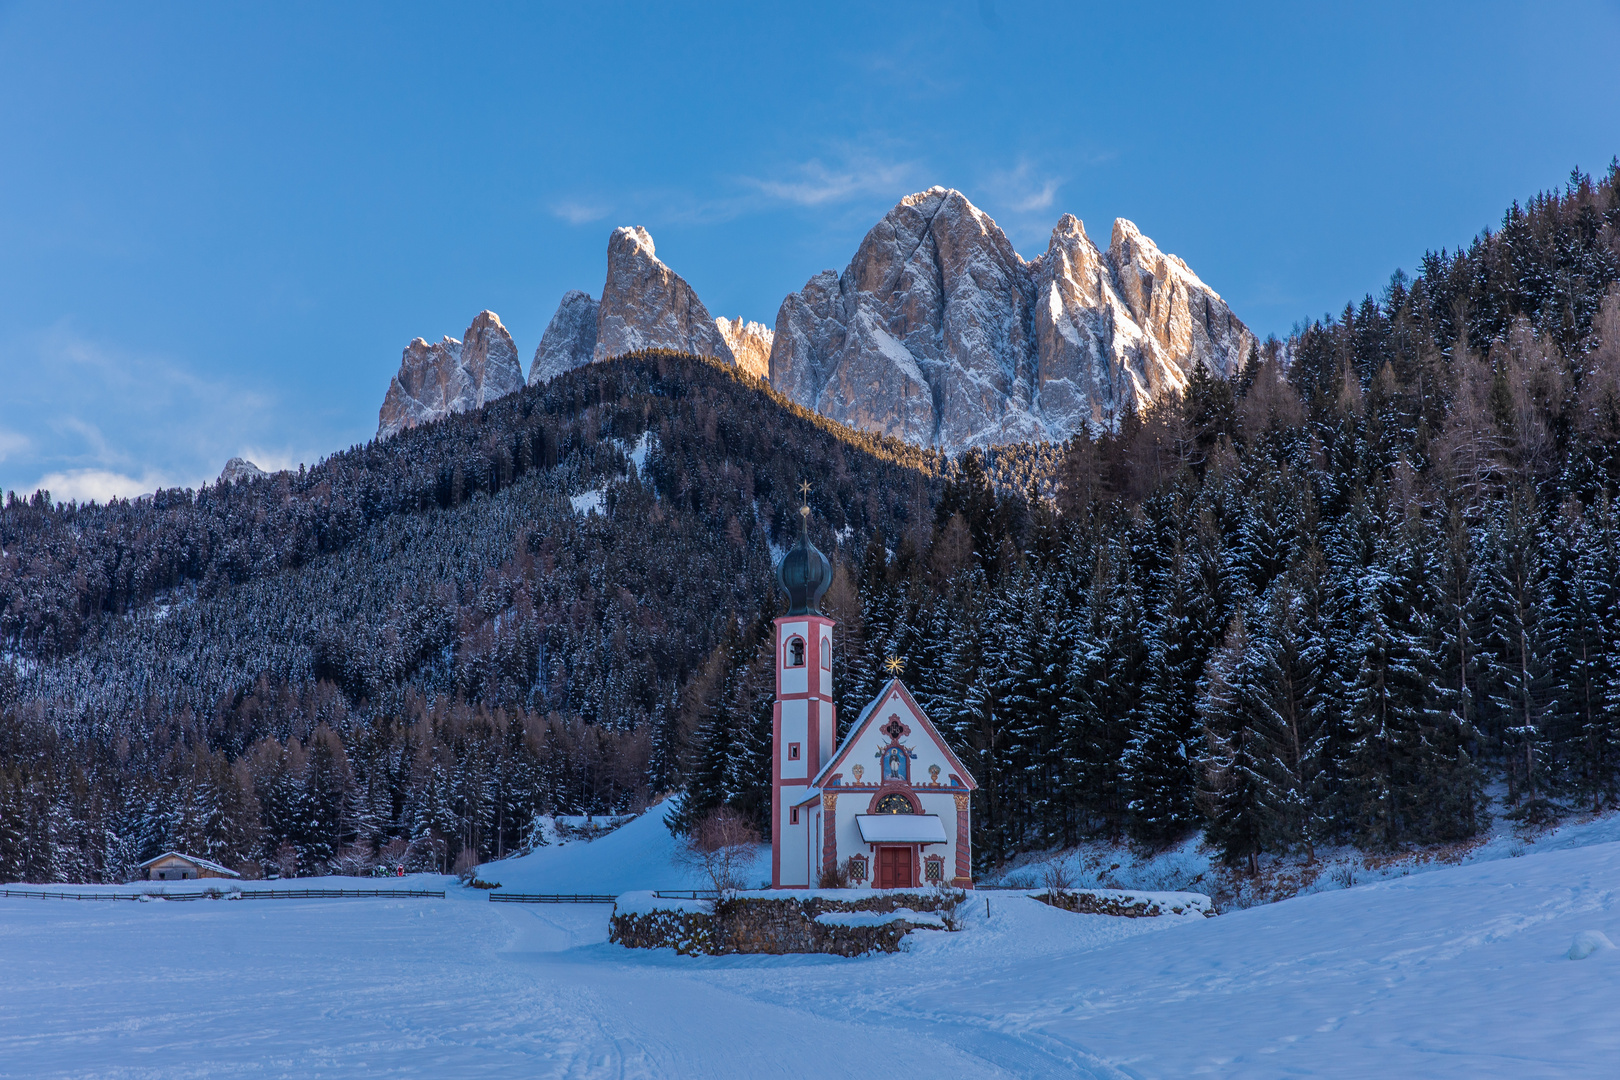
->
[779,699,808,780]
[777,804,810,887]
[817,625,832,698]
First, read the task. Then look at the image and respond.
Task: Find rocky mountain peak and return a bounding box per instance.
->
[530,290,600,386]
[377,310,525,439]
[768,188,1254,450]
[219,457,268,484]
[611,225,658,261]
[460,311,525,403]
[593,225,734,366]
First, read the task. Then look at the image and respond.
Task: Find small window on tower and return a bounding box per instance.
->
[821,637,830,669]
[788,742,801,761]
[790,806,799,825]
[788,637,806,667]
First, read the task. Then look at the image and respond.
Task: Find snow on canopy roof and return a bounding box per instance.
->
[135,851,242,878]
[855,814,948,844]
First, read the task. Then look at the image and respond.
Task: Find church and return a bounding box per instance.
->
[770,498,976,890]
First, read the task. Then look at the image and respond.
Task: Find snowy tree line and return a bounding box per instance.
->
[4,166,1620,881]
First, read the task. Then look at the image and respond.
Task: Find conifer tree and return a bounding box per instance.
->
[1123,533,1212,845]
[1198,613,1296,871]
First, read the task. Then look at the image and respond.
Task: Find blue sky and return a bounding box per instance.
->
[2,1,1618,501]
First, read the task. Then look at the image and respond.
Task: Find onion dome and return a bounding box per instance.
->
[776,501,833,616]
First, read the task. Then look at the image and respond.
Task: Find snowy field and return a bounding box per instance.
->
[3,813,1618,1077]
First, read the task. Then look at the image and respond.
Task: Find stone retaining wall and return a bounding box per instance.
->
[1033,888,1213,917]
[609,891,963,956]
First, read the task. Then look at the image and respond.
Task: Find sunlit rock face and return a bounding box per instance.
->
[771,187,1044,448]
[529,290,599,386]
[715,317,774,379]
[769,188,1254,450]
[1104,218,1255,404]
[377,311,524,439]
[593,226,734,365]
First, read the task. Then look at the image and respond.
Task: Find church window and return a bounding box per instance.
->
[882,746,909,782]
[925,856,944,883]
[787,637,806,667]
[875,792,915,815]
[790,806,799,825]
[788,742,800,761]
[848,855,868,883]
[821,637,830,669]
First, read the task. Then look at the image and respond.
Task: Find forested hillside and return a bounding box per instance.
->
[4,165,1620,884]
[0,354,944,880]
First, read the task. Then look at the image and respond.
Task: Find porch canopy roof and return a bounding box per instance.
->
[855,814,948,844]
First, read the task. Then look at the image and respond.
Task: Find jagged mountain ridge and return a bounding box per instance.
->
[378,188,1252,449]
[377,311,526,439]
[771,187,1255,450]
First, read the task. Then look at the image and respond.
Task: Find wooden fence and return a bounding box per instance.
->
[0,887,444,901]
[486,892,618,904]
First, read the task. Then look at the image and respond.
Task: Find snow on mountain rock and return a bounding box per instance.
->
[377,310,525,439]
[529,289,599,385]
[593,226,735,365]
[217,457,267,484]
[769,187,1256,451]
[715,316,773,378]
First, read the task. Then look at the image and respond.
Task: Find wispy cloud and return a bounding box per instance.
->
[742,156,916,208]
[982,160,1064,214]
[0,429,29,463]
[32,468,175,504]
[550,200,612,225]
[580,147,923,231]
[2,322,318,503]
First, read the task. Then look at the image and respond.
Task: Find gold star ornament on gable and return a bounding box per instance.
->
[884,655,905,675]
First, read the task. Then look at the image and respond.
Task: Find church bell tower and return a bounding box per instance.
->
[771,490,836,888]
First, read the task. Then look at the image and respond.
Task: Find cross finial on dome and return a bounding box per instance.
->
[776,484,833,615]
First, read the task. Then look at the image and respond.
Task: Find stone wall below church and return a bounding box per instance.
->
[609,890,965,956]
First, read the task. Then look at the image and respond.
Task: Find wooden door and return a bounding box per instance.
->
[878,847,913,889]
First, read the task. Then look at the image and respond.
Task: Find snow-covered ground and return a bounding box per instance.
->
[986,800,1620,911]
[483,800,770,895]
[3,811,1618,1077]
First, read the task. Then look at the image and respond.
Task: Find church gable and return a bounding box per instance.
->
[815,679,977,791]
